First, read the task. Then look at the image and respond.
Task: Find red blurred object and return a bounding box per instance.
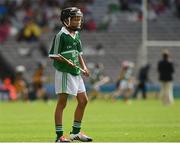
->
[0,23,10,43]
[85,19,96,31]
[2,78,17,100]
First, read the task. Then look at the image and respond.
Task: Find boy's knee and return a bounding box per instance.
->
[78,98,88,107]
[61,102,67,109]
[57,93,68,109]
[57,99,67,109]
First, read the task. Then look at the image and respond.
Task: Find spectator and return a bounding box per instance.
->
[34,8,48,28]
[175,0,180,18]
[119,0,130,11]
[157,49,175,105]
[84,18,96,31]
[98,15,110,31]
[0,19,10,43]
[17,18,41,42]
[14,65,29,101]
[2,78,17,101]
[98,2,120,31]
[31,62,48,101]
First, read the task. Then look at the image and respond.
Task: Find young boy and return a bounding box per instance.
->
[49,7,93,143]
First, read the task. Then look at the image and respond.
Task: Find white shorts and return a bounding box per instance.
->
[119,80,134,90]
[55,70,86,96]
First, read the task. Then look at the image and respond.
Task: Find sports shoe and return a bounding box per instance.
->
[70,132,92,142]
[56,136,70,143]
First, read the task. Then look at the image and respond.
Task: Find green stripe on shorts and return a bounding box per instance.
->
[62,72,67,93]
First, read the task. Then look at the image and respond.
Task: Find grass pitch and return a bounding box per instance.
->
[0,99,180,142]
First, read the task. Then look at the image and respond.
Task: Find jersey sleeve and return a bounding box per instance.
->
[49,33,63,57]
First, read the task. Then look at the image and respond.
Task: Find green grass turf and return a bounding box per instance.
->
[0,99,180,142]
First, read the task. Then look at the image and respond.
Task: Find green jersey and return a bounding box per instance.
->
[49,27,83,75]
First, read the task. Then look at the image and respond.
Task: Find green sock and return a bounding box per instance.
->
[55,125,63,140]
[72,121,81,134]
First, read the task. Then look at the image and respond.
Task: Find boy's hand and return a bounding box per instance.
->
[67,60,76,67]
[83,68,90,77]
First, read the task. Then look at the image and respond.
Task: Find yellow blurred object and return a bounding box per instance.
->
[24,22,41,38]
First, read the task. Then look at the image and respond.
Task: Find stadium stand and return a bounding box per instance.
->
[0,0,180,99]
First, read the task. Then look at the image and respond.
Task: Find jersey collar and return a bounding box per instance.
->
[61,27,78,39]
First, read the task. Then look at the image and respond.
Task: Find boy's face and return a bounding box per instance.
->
[69,16,82,30]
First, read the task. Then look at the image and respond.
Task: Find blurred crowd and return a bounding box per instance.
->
[0,62,49,102]
[0,0,95,44]
[1,0,180,44]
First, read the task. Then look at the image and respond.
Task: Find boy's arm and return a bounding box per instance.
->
[49,54,63,62]
[49,54,75,67]
[78,54,90,77]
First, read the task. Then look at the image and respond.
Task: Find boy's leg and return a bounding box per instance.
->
[73,92,88,133]
[55,93,68,141]
[70,92,92,142]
